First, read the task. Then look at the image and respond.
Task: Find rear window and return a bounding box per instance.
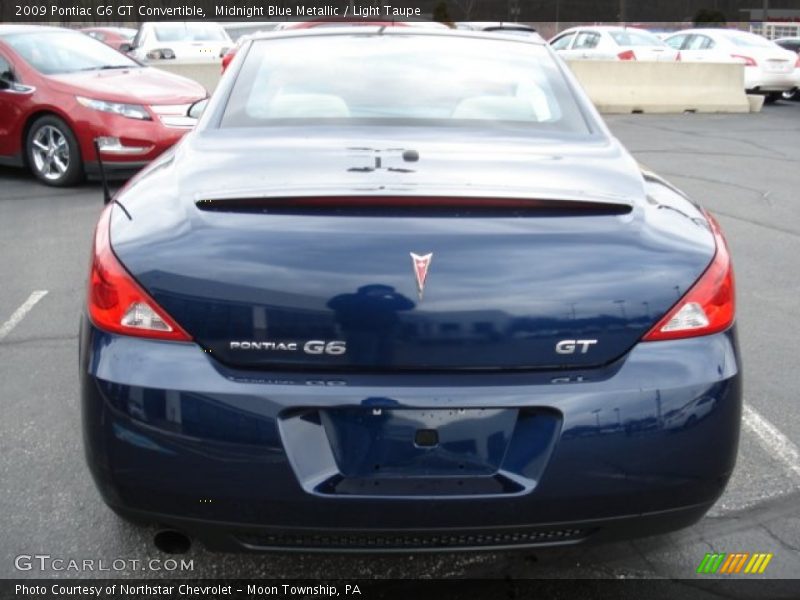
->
[154,23,228,42]
[609,29,665,47]
[725,32,774,48]
[220,34,591,134]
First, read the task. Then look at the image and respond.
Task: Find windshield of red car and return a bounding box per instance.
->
[220,34,592,135]
[114,29,137,41]
[5,31,139,75]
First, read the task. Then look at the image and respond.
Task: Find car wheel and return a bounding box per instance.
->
[25,115,84,187]
[763,92,783,104]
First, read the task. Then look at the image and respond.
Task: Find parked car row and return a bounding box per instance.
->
[80,21,800,102]
[2,21,797,188]
[547,25,799,101]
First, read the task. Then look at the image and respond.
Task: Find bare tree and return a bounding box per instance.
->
[451,0,478,20]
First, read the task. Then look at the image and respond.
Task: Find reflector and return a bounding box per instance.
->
[659,302,710,332]
[121,302,173,332]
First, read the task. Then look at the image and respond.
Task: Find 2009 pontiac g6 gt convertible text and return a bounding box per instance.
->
[80,27,741,552]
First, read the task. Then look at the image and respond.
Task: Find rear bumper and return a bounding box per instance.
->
[112,501,713,553]
[80,319,742,551]
[745,68,797,92]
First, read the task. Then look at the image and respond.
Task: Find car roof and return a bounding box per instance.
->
[560,25,651,33]
[246,26,546,45]
[669,28,751,36]
[663,29,708,37]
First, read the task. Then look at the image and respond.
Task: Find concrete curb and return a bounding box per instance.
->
[565,60,750,114]
[747,94,766,113]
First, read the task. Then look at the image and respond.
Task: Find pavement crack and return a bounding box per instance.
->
[697,534,716,554]
[615,119,797,161]
[656,171,769,196]
[708,209,800,239]
[760,522,800,553]
[631,149,799,165]
[631,539,666,577]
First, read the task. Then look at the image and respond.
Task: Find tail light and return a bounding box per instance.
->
[221,49,236,73]
[795,56,800,68]
[87,206,191,341]
[731,54,757,67]
[643,211,734,341]
[617,50,637,61]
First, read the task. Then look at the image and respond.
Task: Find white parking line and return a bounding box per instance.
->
[0,291,48,341]
[743,403,800,480]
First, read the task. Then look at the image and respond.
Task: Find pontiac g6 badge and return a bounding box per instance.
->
[410,252,433,300]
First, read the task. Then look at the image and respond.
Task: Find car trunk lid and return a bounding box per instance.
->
[111,132,715,371]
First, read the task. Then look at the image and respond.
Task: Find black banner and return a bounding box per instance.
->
[3,0,800,24]
[4,579,800,600]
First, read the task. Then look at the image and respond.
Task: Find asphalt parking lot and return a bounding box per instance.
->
[1,101,799,584]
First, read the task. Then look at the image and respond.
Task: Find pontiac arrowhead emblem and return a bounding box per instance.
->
[410,252,433,300]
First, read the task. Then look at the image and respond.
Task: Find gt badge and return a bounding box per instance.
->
[410,252,433,300]
[555,339,598,354]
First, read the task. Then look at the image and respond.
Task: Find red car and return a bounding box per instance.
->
[0,25,207,186]
[221,21,409,73]
[80,27,138,52]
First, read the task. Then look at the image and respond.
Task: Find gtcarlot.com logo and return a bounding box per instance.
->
[15,554,194,572]
[697,552,774,575]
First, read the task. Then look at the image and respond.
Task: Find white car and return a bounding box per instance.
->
[664,29,799,101]
[549,26,679,61]
[125,22,232,62]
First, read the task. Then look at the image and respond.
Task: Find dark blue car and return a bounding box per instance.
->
[80,28,741,552]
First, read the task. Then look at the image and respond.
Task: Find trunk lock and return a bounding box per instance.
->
[414,429,439,448]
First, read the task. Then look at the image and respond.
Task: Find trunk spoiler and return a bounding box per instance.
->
[196,195,633,216]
